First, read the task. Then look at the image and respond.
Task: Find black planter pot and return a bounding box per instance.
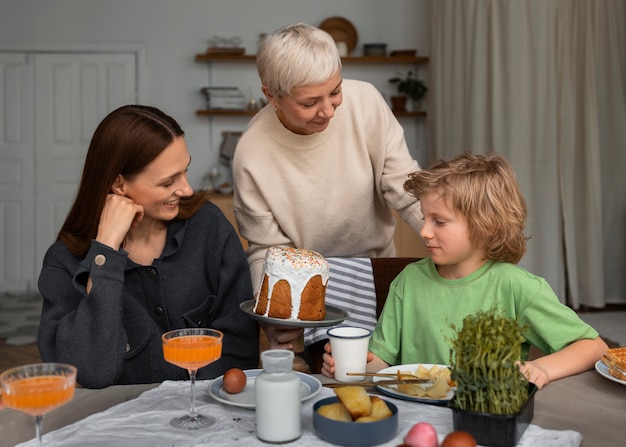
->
[450,383,537,447]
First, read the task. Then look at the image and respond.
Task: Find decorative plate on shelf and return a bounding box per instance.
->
[319,16,358,55]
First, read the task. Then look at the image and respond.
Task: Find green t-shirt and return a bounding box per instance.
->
[369,258,598,366]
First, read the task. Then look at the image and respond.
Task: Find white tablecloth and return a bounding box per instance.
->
[15,380,581,447]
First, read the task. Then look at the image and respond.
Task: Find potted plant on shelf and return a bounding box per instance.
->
[388,70,427,112]
[448,308,536,447]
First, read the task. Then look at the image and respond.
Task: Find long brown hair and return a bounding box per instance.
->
[58,105,210,257]
[404,152,529,264]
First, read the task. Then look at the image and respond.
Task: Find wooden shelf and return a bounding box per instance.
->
[195,54,257,62]
[196,108,425,118]
[342,55,429,64]
[195,53,428,118]
[196,109,257,116]
[195,54,429,64]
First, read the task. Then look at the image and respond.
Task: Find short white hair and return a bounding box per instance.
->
[257,23,342,98]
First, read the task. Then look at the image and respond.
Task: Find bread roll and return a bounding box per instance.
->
[334,386,372,419]
[317,402,353,422]
[369,396,393,420]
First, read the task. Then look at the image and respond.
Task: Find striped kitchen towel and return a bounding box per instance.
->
[304,257,378,346]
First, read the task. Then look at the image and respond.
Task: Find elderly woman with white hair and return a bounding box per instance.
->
[233,23,423,353]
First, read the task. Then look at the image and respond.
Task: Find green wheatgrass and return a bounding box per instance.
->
[449,308,529,414]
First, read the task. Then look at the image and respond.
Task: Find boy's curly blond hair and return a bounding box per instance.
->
[404,152,529,264]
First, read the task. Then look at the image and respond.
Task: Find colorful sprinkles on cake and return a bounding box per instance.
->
[275,247,326,268]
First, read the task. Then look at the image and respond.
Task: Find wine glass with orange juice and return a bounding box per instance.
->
[162,328,223,429]
[1,363,77,445]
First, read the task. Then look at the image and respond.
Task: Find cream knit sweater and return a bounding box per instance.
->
[233,79,423,292]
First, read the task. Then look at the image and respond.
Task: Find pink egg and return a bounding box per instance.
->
[404,422,439,447]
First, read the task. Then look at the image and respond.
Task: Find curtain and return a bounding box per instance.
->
[429,0,626,307]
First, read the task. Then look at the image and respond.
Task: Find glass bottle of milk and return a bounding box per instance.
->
[255,349,301,442]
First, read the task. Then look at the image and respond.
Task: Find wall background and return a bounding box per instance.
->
[0,0,430,189]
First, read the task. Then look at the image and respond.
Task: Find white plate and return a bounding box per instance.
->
[373,363,455,405]
[595,360,626,386]
[208,369,322,409]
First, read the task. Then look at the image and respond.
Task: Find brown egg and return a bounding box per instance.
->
[222,368,247,394]
[441,431,477,447]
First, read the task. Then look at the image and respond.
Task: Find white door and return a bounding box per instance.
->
[0,53,35,292]
[0,51,137,293]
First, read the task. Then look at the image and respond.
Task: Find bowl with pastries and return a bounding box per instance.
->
[313,386,398,446]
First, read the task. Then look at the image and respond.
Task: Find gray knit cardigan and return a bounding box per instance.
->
[38,202,259,389]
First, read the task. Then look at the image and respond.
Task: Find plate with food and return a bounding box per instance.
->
[208,368,322,409]
[372,363,456,404]
[595,360,626,386]
[595,347,626,386]
[239,300,348,328]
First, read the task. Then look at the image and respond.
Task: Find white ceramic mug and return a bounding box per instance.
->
[327,326,372,382]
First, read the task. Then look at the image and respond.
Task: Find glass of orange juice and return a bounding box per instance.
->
[162,328,223,429]
[1,363,77,445]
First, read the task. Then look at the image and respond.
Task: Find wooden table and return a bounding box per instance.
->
[1,370,624,447]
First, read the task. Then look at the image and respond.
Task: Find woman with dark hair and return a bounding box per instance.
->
[38,105,259,389]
